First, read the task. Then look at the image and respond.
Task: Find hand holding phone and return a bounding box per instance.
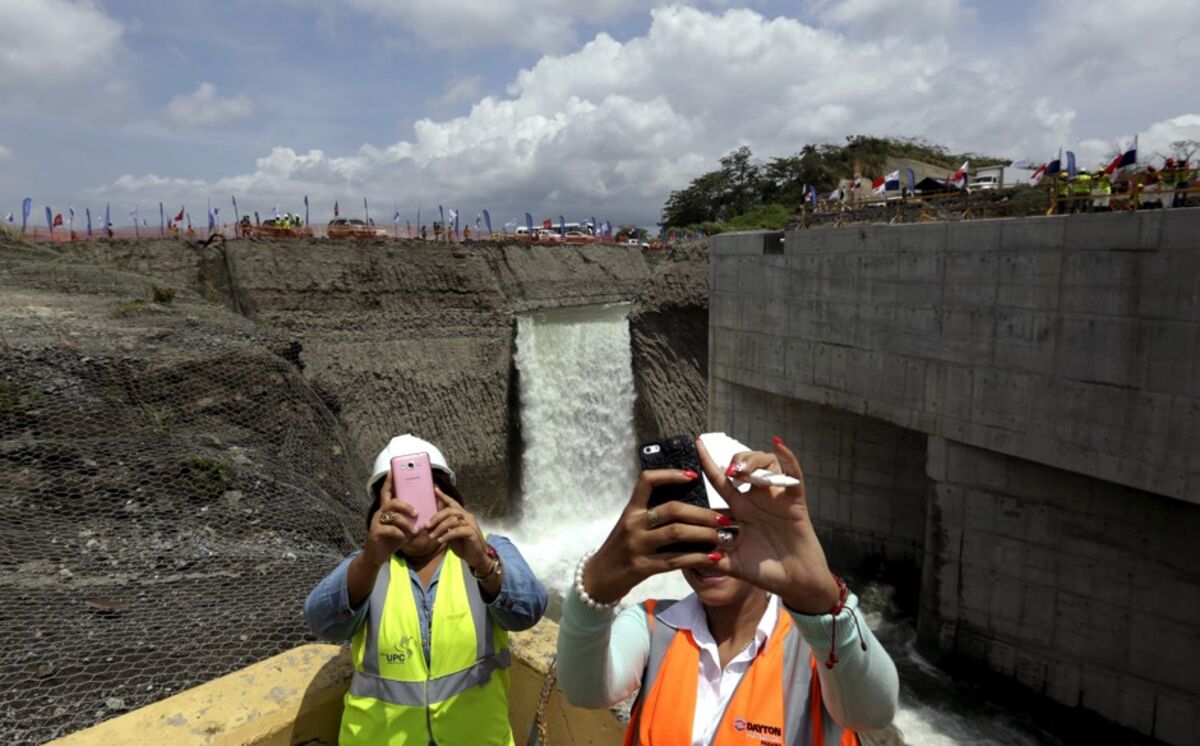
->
[390,453,437,532]
[639,435,712,553]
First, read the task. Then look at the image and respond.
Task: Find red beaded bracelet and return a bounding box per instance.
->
[824,575,868,669]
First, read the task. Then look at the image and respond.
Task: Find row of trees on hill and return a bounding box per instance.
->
[660,135,1005,229]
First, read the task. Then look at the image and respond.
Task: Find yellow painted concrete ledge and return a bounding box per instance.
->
[50,618,623,746]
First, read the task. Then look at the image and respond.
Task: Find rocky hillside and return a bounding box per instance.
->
[59,236,711,516]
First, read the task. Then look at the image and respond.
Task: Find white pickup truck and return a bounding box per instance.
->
[623,238,650,249]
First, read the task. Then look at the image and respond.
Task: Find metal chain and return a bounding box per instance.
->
[530,656,558,746]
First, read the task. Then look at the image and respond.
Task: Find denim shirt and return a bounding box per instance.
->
[303,535,547,665]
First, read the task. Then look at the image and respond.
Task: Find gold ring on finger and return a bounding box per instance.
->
[645,509,660,529]
[380,511,394,525]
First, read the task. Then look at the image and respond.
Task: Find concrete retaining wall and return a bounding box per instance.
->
[710,209,1200,745]
[711,208,1200,505]
[921,437,1200,744]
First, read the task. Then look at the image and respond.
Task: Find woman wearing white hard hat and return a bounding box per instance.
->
[304,434,547,745]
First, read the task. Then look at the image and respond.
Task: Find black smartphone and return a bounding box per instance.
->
[639,435,712,554]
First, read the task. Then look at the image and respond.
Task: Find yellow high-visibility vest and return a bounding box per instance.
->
[340,549,513,745]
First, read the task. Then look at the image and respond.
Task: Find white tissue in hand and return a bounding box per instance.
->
[697,432,754,510]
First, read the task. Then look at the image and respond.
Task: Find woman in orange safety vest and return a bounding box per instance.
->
[557,435,899,745]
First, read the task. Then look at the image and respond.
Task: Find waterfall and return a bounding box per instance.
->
[499,303,687,600]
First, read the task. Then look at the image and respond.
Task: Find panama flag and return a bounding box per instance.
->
[884,171,900,191]
[1105,135,1138,175]
[174,207,185,222]
[871,176,887,195]
[1046,149,1063,175]
[1029,163,1048,186]
[950,161,969,189]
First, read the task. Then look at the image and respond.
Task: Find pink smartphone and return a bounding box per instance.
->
[390,453,437,531]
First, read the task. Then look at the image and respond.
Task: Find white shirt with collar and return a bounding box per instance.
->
[658,591,780,746]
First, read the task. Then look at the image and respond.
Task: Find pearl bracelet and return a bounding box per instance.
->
[574,551,620,611]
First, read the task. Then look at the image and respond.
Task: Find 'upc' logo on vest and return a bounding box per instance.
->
[384,635,416,665]
[731,717,782,744]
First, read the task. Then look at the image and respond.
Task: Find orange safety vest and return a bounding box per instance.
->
[623,600,858,746]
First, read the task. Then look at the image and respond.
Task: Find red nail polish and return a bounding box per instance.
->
[708,551,724,562]
[772,435,784,446]
[682,470,699,480]
[725,463,737,477]
[715,514,733,527]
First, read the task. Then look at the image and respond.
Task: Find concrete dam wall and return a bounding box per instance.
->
[709,208,1200,745]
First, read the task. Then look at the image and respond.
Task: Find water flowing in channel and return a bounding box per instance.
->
[498,304,1057,746]
[499,304,688,601]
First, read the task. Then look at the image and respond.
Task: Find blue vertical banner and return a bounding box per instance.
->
[416,204,421,232]
[453,209,459,237]
[45,206,53,234]
[159,203,165,236]
[482,209,492,236]
[22,197,32,234]
[86,208,92,237]
[590,216,597,236]
[304,195,309,228]
[363,197,369,226]
[524,213,533,233]
[558,215,565,235]
[905,169,916,194]
[208,210,215,233]
[1066,151,1077,179]
[232,196,240,225]
[104,203,110,234]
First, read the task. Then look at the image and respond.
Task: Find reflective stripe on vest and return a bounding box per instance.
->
[624,600,858,746]
[341,549,513,745]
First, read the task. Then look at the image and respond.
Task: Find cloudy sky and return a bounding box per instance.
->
[1,0,1198,227]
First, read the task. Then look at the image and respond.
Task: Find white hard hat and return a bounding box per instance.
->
[367,434,455,499]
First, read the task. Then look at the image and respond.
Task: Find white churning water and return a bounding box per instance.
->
[494,304,1054,746]
[496,303,689,602]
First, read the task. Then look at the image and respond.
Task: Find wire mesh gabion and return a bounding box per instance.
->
[0,237,367,744]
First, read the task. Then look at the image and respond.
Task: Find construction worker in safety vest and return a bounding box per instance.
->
[1162,158,1180,209]
[1092,169,1113,211]
[1055,172,1071,214]
[304,435,547,745]
[1071,171,1092,213]
[558,435,899,746]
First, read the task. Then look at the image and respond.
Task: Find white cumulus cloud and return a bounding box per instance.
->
[164,83,255,128]
[336,0,645,52]
[0,0,127,115]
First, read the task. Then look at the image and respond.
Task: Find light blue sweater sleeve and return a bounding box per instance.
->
[555,585,650,709]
